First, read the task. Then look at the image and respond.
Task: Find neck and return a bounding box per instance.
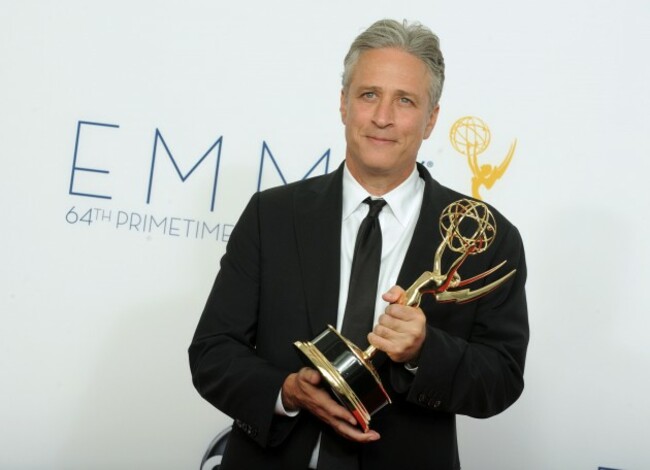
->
[345,161,415,196]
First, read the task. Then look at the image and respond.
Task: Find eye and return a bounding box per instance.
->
[399,97,414,105]
[361,91,376,99]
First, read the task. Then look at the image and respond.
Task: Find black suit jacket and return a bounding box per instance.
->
[189,163,529,470]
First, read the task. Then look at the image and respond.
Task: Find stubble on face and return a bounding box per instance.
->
[340,47,439,195]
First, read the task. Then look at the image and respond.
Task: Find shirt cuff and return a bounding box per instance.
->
[275,390,300,417]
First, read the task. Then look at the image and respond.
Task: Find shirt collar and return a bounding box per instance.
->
[342,163,423,226]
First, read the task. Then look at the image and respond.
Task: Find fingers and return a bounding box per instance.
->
[281,368,325,411]
[369,286,427,363]
[282,368,381,443]
[382,302,420,322]
[330,421,381,443]
[368,322,424,363]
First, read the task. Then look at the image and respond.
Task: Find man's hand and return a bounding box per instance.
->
[368,285,426,363]
[281,367,380,443]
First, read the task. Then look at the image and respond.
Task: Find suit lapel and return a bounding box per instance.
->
[294,164,344,337]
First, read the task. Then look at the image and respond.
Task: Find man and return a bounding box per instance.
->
[189,19,528,470]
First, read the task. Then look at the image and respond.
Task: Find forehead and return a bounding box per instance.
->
[348,47,431,96]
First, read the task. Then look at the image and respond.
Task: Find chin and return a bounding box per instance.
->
[365,156,410,173]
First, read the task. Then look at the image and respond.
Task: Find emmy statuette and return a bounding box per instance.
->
[294,199,516,432]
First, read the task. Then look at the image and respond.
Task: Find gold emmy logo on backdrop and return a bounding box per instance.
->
[449,116,517,200]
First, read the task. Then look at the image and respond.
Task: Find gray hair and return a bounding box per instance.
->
[342,19,445,110]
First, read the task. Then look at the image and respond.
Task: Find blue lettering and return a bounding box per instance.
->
[148,215,167,233]
[256,141,330,191]
[146,129,223,211]
[69,120,119,200]
[168,217,181,237]
[116,211,129,228]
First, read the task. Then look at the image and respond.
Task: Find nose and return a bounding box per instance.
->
[372,98,394,128]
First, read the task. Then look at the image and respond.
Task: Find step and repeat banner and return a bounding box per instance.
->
[2,1,649,468]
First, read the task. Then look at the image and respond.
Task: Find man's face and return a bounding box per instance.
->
[340,47,439,190]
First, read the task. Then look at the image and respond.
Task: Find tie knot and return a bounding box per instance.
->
[363,197,386,218]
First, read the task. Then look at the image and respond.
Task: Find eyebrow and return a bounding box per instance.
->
[356,85,421,99]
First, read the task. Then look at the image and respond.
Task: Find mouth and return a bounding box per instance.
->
[366,135,397,144]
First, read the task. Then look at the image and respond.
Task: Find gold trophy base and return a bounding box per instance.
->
[294,325,391,432]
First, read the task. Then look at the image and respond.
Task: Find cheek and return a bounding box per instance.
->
[414,118,433,139]
[423,119,436,138]
[347,116,367,135]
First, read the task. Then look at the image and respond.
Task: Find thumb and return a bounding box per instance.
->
[299,367,322,385]
[382,285,407,305]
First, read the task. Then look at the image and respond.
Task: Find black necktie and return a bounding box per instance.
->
[341,197,386,348]
[318,198,386,470]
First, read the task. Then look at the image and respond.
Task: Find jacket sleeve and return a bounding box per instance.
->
[391,221,529,418]
[188,192,299,448]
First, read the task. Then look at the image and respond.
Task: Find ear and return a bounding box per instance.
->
[423,104,440,139]
[340,89,348,124]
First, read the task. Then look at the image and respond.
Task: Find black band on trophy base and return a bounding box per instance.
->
[294,325,391,432]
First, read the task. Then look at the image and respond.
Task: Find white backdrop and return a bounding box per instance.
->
[2,1,649,468]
